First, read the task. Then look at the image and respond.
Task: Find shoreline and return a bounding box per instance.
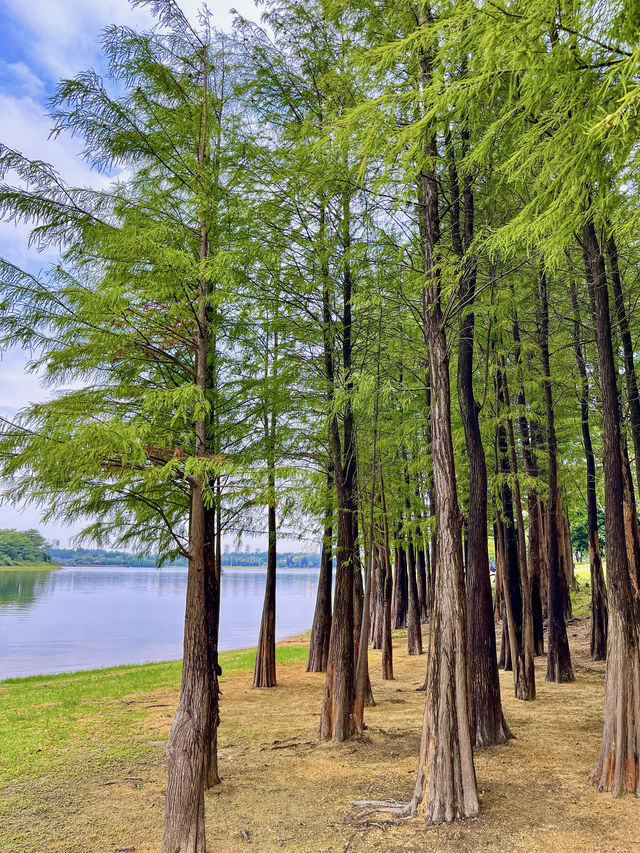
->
[0,629,311,686]
[0,562,62,572]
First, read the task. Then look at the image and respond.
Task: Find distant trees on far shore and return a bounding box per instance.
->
[0,529,53,566]
[46,546,321,569]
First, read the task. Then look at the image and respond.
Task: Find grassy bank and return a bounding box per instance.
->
[0,562,61,572]
[0,643,308,788]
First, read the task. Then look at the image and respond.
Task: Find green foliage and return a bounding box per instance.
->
[0,530,52,566]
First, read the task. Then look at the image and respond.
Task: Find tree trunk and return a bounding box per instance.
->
[583,217,640,796]
[318,193,357,741]
[528,498,546,656]
[539,271,574,684]
[393,542,408,629]
[380,475,394,681]
[416,546,428,621]
[319,490,355,740]
[369,546,383,648]
[406,537,423,655]
[203,506,221,788]
[501,365,535,700]
[410,317,478,821]
[457,249,510,743]
[409,57,478,817]
[496,370,529,696]
[307,473,333,673]
[253,496,277,688]
[607,232,640,492]
[161,102,211,850]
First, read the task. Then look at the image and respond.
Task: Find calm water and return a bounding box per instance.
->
[0,566,320,680]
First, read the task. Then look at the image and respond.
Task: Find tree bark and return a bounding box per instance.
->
[568,277,608,659]
[203,506,221,788]
[393,542,408,629]
[318,193,357,741]
[409,37,478,818]
[253,494,277,688]
[380,472,394,681]
[539,271,574,684]
[307,471,333,672]
[607,232,640,492]
[583,217,640,796]
[406,536,423,655]
[456,231,510,742]
[161,80,212,849]
[501,366,535,700]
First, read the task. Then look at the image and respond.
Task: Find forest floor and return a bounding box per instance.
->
[1,606,639,852]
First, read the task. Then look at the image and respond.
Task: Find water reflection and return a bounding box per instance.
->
[0,570,52,610]
[0,566,320,679]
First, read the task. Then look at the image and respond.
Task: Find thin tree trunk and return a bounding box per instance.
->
[501,366,535,700]
[569,277,608,660]
[307,471,333,672]
[203,506,221,787]
[393,542,408,629]
[406,537,423,655]
[253,495,277,687]
[539,271,574,684]
[380,470,394,681]
[319,193,356,741]
[416,545,428,622]
[607,232,640,492]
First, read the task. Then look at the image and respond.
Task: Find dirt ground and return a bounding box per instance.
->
[26,619,640,852]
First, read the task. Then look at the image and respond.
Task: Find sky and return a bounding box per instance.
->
[0,0,303,551]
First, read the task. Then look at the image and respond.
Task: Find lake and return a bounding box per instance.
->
[0,566,320,680]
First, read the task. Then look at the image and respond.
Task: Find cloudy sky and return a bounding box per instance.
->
[0,0,263,548]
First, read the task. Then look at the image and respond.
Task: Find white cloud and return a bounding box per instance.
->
[0,61,45,98]
[2,0,259,81]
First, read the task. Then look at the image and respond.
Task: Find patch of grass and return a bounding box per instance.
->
[0,563,61,572]
[0,644,308,788]
[571,568,593,618]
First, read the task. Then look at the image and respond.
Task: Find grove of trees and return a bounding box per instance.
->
[0,0,639,849]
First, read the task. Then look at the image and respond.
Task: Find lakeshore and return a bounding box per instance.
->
[0,563,61,572]
[1,614,639,853]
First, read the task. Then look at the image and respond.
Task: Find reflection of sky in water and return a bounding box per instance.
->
[0,567,321,679]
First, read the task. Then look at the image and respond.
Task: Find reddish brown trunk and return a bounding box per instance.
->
[607,232,640,493]
[369,547,383,648]
[410,48,478,816]
[457,253,509,742]
[161,483,209,853]
[583,218,640,796]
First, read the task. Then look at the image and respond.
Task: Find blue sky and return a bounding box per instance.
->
[0,0,261,548]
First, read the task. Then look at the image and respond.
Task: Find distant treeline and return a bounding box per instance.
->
[46,547,321,568]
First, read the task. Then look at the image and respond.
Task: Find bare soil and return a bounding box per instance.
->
[10,619,640,852]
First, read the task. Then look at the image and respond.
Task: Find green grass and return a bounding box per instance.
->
[0,563,61,572]
[0,643,308,788]
[571,567,594,618]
